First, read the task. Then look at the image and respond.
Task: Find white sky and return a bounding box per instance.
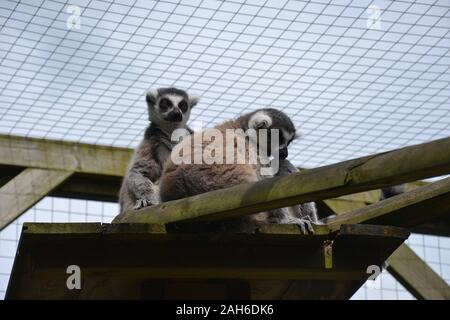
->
[0,0,450,299]
[0,0,449,168]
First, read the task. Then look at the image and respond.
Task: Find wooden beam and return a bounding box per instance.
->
[6,223,408,299]
[1,134,449,235]
[319,185,450,300]
[323,202,450,237]
[412,218,450,237]
[0,134,132,177]
[387,244,450,300]
[335,181,428,205]
[52,173,122,202]
[0,168,73,230]
[322,177,450,233]
[113,136,450,224]
[0,166,122,203]
[327,182,450,236]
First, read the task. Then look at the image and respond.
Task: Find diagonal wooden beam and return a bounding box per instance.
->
[387,244,450,300]
[113,136,450,224]
[318,190,450,300]
[319,175,450,237]
[0,168,73,230]
[322,177,450,233]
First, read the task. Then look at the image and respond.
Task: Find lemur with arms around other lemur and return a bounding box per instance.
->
[118,87,198,214]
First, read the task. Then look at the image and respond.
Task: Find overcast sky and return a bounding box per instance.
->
[0,0,450,300]
[0,0,449,168]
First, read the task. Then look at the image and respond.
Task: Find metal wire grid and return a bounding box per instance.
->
[0,0,449,301]
[353,272,415,300]
[353,234,450,300]
[0,0,449,169]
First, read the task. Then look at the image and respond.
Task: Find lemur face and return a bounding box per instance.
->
[146,87,199,126]
[158,94,189,122]
[248,109,297,159]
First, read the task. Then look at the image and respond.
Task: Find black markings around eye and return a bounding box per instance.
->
[178,100,188,112]
[159,98,173,111]
[279,135,285,145]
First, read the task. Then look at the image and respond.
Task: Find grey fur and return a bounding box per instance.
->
[118,87,198,213]
[160,108,313,233]
[268,159,319,233]
[380,184,405,200]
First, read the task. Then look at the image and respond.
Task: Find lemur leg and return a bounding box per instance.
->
[285,215,316,234]
[271,159,319,234]
[268,207,315,234]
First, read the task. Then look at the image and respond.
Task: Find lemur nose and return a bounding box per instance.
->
[166,110,183,122]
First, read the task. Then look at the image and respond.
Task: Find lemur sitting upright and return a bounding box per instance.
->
[118,87,198,213]
[159,108,318,233]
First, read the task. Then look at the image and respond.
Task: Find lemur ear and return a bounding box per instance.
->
[146,89,159,122]
[146,89,159,106]
[248,111,272,130]
[189,94,199,108]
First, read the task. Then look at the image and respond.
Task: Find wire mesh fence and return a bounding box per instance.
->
[1,0,449,168]
[0,0,449,300]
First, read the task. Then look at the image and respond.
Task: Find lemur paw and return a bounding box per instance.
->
[289,216,316,234]
[134,198,157,210]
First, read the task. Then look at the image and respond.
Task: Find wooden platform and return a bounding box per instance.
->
[5,222,409,299]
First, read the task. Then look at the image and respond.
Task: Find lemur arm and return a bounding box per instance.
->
[126,141,162,209]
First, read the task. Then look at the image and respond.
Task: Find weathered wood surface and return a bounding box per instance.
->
[1,134,449,235]
[322,177,450,233]
[113,137,450,224]
[323,180,450,228]
[0,134,132,177]
[318,190,450,300]
[6,223,408,300]
[0,168,73,230]
[387,244,450,300]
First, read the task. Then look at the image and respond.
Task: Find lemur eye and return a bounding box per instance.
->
[159,98,173,111]
[178,100,188,113]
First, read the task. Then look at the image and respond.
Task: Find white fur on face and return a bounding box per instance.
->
[162,94,184,109]
[156,94,191,127]
[248,111,272,130]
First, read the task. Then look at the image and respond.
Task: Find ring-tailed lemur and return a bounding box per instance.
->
[159,108,318,233]
[118,87,198,214]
